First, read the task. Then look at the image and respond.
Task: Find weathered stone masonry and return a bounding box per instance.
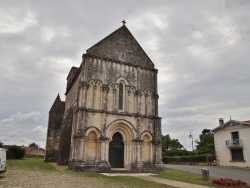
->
[45,24,164,172]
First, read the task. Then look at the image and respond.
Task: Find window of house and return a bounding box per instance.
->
[231,149,244,161]
[232,131,239,140]
[119,83,123,109]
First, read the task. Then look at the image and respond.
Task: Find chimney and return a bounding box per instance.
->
[219,118,224,126]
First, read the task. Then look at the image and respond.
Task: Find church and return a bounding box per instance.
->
[45,21,163,172]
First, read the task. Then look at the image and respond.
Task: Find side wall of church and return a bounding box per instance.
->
[57,73,81,165]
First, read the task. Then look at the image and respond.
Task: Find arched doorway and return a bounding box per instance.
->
[109,132,124,168]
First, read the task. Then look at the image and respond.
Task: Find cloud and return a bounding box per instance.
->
[0,111,41,124]
[0,111,46,147]
[1,0,250,151]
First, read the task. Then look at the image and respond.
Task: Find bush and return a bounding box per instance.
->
[162,155,215,164]
[6,145,25,159]
[164,150,190,157]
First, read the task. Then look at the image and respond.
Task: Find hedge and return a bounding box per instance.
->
[162,155,215,164]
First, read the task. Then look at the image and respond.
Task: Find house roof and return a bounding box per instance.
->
[212,119,250,132]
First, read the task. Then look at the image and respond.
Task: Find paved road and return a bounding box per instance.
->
[164,164,250,184]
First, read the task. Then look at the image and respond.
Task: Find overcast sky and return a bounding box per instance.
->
[1,0,250,150]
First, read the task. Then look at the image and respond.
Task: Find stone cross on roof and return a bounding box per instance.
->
[122,20,126,25]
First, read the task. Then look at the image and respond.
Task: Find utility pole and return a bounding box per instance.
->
[189,131,195,165]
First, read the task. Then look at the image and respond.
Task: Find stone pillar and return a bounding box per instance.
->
[113,88,117,112]
[154,69,159,116]
[93,86,97,109]
[78,83,83,107]
[125,86,129,113]
[154,118,164,170]
[136,140,142,163]
[78,138,85,160]
[82,82,88,108]
[136,91,141,114]
[131,139,143,172]
[100,136,109,161]
[102,85,108,111]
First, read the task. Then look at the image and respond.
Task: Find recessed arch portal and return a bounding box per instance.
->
[109,132,124,168]
[106,120,136,170]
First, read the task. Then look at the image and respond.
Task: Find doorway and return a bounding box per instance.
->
[109,132,124,168]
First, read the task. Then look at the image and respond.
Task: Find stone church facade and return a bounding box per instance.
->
[45,23,163,172]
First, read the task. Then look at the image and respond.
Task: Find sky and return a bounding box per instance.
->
[0,0,250,150]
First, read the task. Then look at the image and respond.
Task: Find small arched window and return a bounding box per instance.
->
[119,83,123,109]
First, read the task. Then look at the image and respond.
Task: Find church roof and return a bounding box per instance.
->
[86,24,155,69]
[49,94,65,113]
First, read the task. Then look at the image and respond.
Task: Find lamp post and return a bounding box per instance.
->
[189,131,195,165]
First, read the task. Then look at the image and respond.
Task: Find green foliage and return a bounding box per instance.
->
[162,134,184,156]
[6,145,25,159]
[29,142,38,147]
[165,149,190,157]
[7,158,56,171]
[195,129,215,155]
[162,155,215,164]
[0,141,3,147]
[156,169,215,187]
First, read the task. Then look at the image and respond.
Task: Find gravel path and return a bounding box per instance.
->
[0,169,131,188]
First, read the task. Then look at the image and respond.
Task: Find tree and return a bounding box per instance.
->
[162,134,185,156]
[0,141,3,148]
[29,142,38,147]
[195,129,215,155]
[7,145,25,159]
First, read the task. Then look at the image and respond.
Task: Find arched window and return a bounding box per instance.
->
[119,83,123,109]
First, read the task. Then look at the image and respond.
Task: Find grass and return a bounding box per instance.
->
[6,158,174,188]
[6,158,249,188]
[156,168,215,187]
[7,158,56,171]
[11,158,249,187]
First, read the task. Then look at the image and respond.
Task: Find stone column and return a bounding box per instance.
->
[136,91,141,114]
[154,118,164,170]
[132,139,143,172]
[93,86,97,109]
[113,88,117,112]
[124,85,129,113]
[78,138,85,160]
[82,82,88,108]
[102,85,108,111]
[78,83,83,107]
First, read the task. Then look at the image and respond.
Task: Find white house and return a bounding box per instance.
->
[213,118,250,168]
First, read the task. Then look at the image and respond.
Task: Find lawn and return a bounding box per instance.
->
[156,168,214,187]
[6,158,172,188]
[8,158,247,188]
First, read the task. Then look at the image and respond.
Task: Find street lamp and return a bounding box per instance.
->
[189,131,195,165]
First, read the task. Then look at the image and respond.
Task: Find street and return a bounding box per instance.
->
[164,164,250,184]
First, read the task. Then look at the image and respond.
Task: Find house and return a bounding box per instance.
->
[45,21,163,172]
[213,118,250,167]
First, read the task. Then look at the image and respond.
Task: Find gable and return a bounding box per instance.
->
[213,119,250,132]
[86,25,155,69]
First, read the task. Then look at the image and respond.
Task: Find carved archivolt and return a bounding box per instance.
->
[106,119,136,141]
